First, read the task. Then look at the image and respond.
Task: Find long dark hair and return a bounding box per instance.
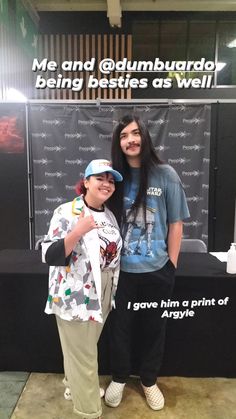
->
[109,114,163,225]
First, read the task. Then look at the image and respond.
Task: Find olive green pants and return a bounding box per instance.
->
[56,271,113,419]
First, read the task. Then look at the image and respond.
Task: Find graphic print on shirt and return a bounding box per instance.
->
[97,220,122,269]
[121,165,190,273]
[99,236,119,268]
[122,202,156,258]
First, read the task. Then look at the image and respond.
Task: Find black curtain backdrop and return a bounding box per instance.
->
[209,103,236,250]
[1,101,236,252]
[0,103,29,250]
[29,103,211,246]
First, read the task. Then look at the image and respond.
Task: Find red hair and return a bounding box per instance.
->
[75,179,87,196]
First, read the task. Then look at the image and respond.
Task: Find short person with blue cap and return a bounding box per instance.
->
[41,159,123,419]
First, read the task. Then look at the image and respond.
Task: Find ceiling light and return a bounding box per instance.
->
[227,39,236,48]
[216,62,226,71]
[6,88,27,102]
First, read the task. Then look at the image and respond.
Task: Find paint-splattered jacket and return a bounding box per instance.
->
[42,196,121,323]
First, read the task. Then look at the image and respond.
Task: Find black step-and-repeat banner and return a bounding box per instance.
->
[29,104,210,245]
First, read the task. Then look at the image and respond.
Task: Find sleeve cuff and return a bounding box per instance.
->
[45,239,71,266]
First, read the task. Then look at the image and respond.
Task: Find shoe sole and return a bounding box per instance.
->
[146,401,164,410]
[104,398,121,408]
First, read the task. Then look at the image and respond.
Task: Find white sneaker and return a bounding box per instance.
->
[100,387,105,398]
[105,381,126,407]
[64,386,105,400]
[141,383,164,410]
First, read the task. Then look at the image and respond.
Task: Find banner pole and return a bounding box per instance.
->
[25,102,34,249]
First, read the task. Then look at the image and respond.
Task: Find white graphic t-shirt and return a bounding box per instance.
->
[88,208,122,270]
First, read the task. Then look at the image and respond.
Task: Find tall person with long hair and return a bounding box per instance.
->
[105,115,190,411]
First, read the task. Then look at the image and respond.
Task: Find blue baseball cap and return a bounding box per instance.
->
[84,159,123,182]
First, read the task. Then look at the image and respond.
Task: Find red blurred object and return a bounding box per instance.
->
[0,116,24,153]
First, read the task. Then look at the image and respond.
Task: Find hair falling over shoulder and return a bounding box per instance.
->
[108,114,163,226]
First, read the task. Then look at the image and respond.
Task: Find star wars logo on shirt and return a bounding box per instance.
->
[146,187,162,196]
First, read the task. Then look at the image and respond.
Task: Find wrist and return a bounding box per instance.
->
[68,229,81,242]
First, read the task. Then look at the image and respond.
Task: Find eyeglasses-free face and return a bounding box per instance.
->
[119,121,142,166]
[84,172,115,209]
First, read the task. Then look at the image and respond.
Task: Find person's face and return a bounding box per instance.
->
[119,121,142,163]
[84,172,115,207]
